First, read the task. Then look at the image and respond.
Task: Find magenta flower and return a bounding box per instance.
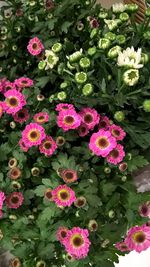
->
[27,37,44,56]
[3,89,26,115]
[78,123,89,137]
[39,135,57,156]
[22,123,46,148]
[56,226,69,244]
[52,185,76,207]
[0,192,5,210]
[19,139,29,152]
[13,108,29,124]
[4,81,16,92]
[115,241,131,252]
[98,116,110,130]
[60,169,78,184]
[79,107,100,130]
[89,129,117,157]
[63,227,91,259]
[56,103,75,112]
[14,77,33,88]
[57,109,81,132]
[139,202,150,218]
[0,102,3,118]
[125,225,150,253]
[6,192,24,209]
[109,124,126,141]
[33,112,49,124]
[106,144,125,165]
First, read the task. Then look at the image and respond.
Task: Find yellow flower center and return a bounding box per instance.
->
[132,231,146,244]
[58,189,70,201]
[6,97,19,107]
[43,141,52,150]
[96,137,109,149]
[64,116,75,125]
[71,234,84,248]
[28,129,41,142]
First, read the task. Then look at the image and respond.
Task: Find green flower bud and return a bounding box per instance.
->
[121,176,127,182]
[57,91,67,101]
[88,219,98,232]
[8,158,17,168]
[67,61,76,70]
[79,57,90,68]
[119,12,129,22]
[75,72,87,84]
[82,83,93,96]
[38,60,46,70]
[116,34,126,44]
[28,14,35,21]
[98,38,111,50]
[14,26,21,32]
[114,111,125,122]
[60,81,69,89]
[9,215,17,220]
[10,121,16,129]
[37,94,45,101]
[1,26,8,34]
[104,19,121,31]
[28,215,35,220]
[108,75,112,81]
[4,11,12,19]
[47,13,53,19]
[108,210,115,218]
[101,239,110,248]
[13,58,17,64]
[1,35,7,40]
[143,99,150,112]
[11,181,21,190]
[126,153,132,160]
[57,63,65,75]
[143,31,150,40]
[12,45,17,51]
[69,50,83,63]
[31,167,40,176]
[125,3,138,12]
[52,43,62,53]
[104,167,111,174]
[108,46,121,58]
[90,28,98,39]
[49,94,55,103]
[36,261,46,267]
[77,22,84,31]
[87,46,97,56]
[0,67,2,73]
[123,69,139,86]
[66,253,75,262]
[104,32,116,41]
[141,53,149,64]
[145,7,150,17]
[29,0,36,6]
[98,11,108,19]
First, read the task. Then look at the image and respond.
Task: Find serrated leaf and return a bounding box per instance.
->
[61,21,73,33]
[128,155,149,172]
[34,185,46,197]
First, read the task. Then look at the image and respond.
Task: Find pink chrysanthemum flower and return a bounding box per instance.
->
[60,169,78,184]
[89,129,117,157]
[14,77,34,88]
[115,241,131,252]
[0,102,3,118]
[22,123,46,148]
[56,103,75,112]
[139,202,150,218]
[57,226,69,244]
[79,108,100,130]
[19,139,29,152]
[6,192,24,209]
[4,81,16,92]
[78,123,89,137]
[33,112,49,124]
[98,116,110,130]
[0,191,5,210]
[52,185,76,207]
[125,225,150,253]
[63,227,91,259]
[0,78,6,93]
[13,108,29,124]
[57,109,81,132]
[39,135,57,156]
[109,124,126,141]
[3,89,26,115]
[27,37,44,56]
[106,144,125,165]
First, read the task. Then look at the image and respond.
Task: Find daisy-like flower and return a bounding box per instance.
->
[117,47,143,69]
[14,77,33,88]
[89,18,99,28]
[57,109,81,132]
[106,144,125,165]
[63,227,91,259]
[74,196,87,208]
[13,108,29,124]
[4,81,16,91]
[125,225,150,253]
[112,3,126,13]
[3,89,26,115]
[109,124,126,141]
[44,188,53,201]
[88,220,98,232]
[79,108,100,130]
[119,162,128,172]
[19,139,29,152]
[89,129,117,157]
[6,192,24,209]
[33,112,49,124]
[22,123,46,148]
[56,136,65,147]
[0,78,6,93]
[78,123,89,137]
[57,226,68,244]
[0,102,3,118]
[98,116,110,130]
[56,103,75,112]
[45,50,59,70]
[60,169,78,184]
[8,167,21,180]
[27,37,44,56]
[39,135,57,156]
[115,241,130,252]
[104,19,121,31]
[52,184,76,207]
[123,69,139,86]
[0,191,5,210]
[139,202,150,218]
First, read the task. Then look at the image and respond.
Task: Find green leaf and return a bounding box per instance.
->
[35,76,50,88]
[34,185,46,197]
[61,21,73,33]
[102,183,117,197]
[128,155,149,172]
[40,205,56,221]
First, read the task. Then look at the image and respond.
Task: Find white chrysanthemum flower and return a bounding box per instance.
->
[104,19,121,31]
[112,3,126,13]
[117,47,143,69]
[123,69,139,86]
[45,50,59,70]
